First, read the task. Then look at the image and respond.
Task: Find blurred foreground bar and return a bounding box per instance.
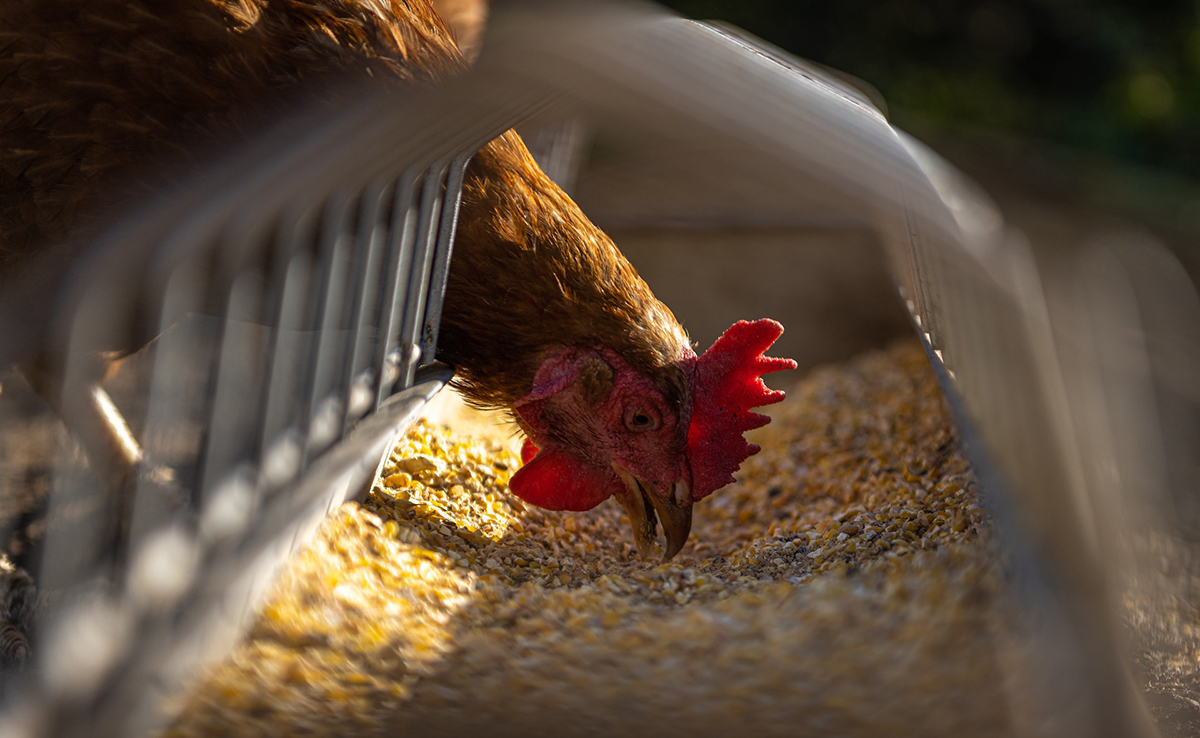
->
[0,1,1195,735]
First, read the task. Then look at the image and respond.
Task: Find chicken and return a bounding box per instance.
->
[429,0,488,62]
[444,133,797,557]
[0,0,795,559]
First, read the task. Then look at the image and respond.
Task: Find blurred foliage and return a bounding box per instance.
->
[659,0,1200,183]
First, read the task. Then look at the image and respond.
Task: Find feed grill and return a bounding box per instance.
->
[0,2,1196,737]
[0,68,537,737]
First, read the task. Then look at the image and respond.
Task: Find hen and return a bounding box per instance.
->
[0,0,794,559]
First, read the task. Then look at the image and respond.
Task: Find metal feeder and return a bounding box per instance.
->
[0,2,1195,736]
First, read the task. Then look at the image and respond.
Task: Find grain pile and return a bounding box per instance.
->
[1122,533,1200,737]
[165,340,1028,738]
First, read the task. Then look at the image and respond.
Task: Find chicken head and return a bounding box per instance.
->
[510,319,796,560]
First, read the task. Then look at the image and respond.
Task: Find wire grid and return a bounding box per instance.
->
[0,78,512,736]
[0,4,1193,736]
[881,141,1194,738]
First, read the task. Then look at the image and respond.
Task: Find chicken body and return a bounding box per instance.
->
[0,0,464,270]
[0,0,790,557]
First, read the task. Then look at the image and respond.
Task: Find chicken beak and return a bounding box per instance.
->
[612,463,694,561]
[613,466,657,559]
[647,481,693,561]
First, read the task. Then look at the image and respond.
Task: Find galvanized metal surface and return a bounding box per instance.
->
[0,2,1194,736]
[0,65,520,738]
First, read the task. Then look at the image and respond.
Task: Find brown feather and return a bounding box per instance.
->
[440,131,691,412]
[428,0,488,61]
[0,0,691,418]
[0,0,464,272]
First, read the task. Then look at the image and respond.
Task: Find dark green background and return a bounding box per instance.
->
[660,1,1200,188]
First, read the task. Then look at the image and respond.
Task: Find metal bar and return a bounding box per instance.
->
[298,191,356,462]
[397,162,450,387]
[340,179,393,432]
[374,171,420,408]
[256,207,321,492]
[419,153,472,366]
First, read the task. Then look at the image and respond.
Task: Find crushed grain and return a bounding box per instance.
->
[165,341,1026,738]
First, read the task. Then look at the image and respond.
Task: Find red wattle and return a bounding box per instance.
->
[509,449,617,512]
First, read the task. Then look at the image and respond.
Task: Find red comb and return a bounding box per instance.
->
[686,319,796,500]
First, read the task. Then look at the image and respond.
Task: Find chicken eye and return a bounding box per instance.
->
[625,406,660,432]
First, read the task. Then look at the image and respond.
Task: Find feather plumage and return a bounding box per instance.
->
[0,0,789,558]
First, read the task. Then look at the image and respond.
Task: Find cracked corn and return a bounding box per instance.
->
[166,340,1026,738]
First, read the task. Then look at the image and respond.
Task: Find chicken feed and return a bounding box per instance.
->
[164,340,1033,737]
